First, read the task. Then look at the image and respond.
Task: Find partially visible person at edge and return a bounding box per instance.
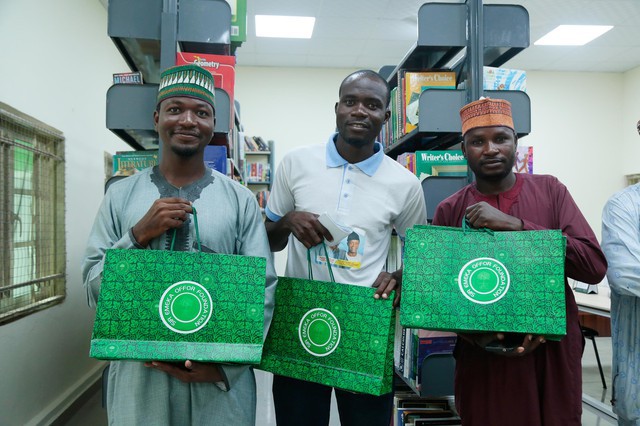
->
[82,64,277,425]
[432,97,607,426]
[263,69,427,426]
[601,119,640,426]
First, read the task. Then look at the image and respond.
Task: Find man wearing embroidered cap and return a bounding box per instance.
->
[82,64,276,425]
[432,98,607,425]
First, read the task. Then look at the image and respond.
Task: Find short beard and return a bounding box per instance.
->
[170,144,199,158]
[342,135,369,148]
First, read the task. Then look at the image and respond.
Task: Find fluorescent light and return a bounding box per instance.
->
[534,25,613,46]
[255,15,315,39]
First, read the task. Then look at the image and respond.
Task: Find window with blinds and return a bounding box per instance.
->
[0,102,66,325]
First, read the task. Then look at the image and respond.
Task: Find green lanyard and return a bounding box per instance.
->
[170,205,201,251]
[307,243,336,283]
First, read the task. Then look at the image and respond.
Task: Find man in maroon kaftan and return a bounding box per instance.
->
[432,98,607,426]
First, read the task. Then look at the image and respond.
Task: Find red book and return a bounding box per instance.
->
[176,52,236,128]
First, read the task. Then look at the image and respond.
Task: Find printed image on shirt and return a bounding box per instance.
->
[314,230,365,270]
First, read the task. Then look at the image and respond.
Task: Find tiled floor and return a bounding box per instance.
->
[58,339,618,425]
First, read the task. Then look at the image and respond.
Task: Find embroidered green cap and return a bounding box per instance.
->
[156,64,215,110]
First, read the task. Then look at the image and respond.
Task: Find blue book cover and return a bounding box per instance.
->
[204,145,228,175]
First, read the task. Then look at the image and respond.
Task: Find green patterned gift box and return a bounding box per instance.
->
[258,277,395,396]
[402,225,567,339]
[90,249,266,362]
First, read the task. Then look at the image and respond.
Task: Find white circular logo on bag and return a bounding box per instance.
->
[458,257,510,304]
[298,308,341,357]
[159,281,213,334]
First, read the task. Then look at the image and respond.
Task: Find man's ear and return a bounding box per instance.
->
[334,102,338,114]
[384,109,391,123]
[153,110,159,131]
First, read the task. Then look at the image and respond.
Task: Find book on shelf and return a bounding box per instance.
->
[245,161,271,183]
[483,66,526,91]
[396,152,417,175]
[244,135,259,151]
[176,52,236,128]
[224,0,247,43]
[255,190,270,209]
[253,136,269,151]
[415,150,467,181]
[393,395,457,426]
[112,150,159,176]
[204,145,228,175]
[112,71,143,85]
[513,145,533,174]
[400,70,457,134]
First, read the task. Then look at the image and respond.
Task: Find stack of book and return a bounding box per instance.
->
[380,70,457,149]
[244,135,270,152]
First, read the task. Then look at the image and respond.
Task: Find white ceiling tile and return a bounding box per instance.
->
[100,0,640,73]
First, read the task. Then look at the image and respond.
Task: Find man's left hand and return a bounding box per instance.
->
[372,270,402,308]
[144,360,224,383]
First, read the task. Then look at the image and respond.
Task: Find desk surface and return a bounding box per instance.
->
[573,290,611,317]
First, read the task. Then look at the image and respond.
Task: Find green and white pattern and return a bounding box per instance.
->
[401,225,567,339]
[259,277,395,396]
[90,249,266,362]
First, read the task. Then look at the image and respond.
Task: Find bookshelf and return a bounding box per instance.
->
[243,137,274,212]
[381,1,531,159]
[104,0,245,182]
[383,0,531,405]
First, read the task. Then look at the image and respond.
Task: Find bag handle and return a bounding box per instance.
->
[462,217,494,235]
[307,243,336,283]
[170,205,202,252]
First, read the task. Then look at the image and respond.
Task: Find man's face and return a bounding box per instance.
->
[154,97,215,158]
[335,77,390,148]
[347,239,360,255]
[462,126,517,182]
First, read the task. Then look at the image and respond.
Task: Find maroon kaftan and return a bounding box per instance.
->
[432,173,607,426]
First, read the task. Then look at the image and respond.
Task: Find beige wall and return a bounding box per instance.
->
[0,0,129,424]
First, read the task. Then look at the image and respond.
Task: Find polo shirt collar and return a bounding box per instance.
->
[325,133,384,177]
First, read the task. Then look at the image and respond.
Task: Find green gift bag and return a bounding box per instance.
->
[401,224,567,339]
[90,207,267,363]
[259,247,396,396]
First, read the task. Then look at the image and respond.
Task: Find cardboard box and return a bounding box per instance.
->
[91,249,266,362]
[401,225,567,339]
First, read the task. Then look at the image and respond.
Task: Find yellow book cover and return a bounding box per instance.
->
[404,71,456,133]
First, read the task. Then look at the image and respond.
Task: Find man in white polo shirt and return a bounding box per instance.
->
[264,70,426,426]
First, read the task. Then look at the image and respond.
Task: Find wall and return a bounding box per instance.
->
[524,71,624,239]
[622,66,640,177]
[0,0,129,424]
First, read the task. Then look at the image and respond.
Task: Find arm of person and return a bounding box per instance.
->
[521,186,607,284]
[602,193,640,298]
[81,195,193,307]
[372,269,402,308]
[264,211,333,251]
[376,180,427,307]
[464,190,607,285]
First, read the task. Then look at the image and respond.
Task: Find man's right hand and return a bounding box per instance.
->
[131,198,192,247]
[282,211,333,249]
